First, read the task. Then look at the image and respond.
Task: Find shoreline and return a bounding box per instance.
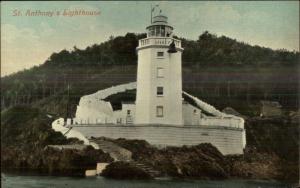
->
[2,172,295,188]
[1,171,295,184]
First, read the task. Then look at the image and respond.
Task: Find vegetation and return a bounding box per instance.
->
[1,106,113,176]
[1,105,67,148]
[182,31,299,66]
[1,32,299,118]
[246,117,299,162]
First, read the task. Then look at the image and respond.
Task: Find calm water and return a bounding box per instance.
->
[1,173,294,188]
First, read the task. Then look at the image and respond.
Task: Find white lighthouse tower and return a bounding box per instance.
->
[135,13,184,125]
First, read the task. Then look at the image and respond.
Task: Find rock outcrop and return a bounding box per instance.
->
[101,161,152,179]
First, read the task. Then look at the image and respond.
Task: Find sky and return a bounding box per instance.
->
[1,1,299,76]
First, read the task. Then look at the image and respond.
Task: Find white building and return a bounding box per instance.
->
[135,15,183,125]
[56,13,247,155]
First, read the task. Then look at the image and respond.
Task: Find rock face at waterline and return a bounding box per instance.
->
[107,139,290,180]
[101,161,152,179]
[102,113,299,181]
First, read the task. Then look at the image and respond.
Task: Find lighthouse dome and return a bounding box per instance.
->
[152,15,168,24]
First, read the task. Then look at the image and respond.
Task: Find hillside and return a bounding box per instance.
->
[1,31,299,117]
[1,32,299,181]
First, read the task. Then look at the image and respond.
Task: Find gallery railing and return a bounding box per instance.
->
[138,37,181,48]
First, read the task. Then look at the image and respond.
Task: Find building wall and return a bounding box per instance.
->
[183,103,201,125]
[71,125,245,155]
[135,46,183,125]
[135,48,152,124]
[75,97,115,124]
[199,117,244,128]
[74,82,136,124]
[113,103,136,124]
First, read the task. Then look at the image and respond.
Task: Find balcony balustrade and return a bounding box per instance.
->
[138,37,181,49]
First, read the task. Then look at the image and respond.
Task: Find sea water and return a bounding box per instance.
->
[1,173,294,188]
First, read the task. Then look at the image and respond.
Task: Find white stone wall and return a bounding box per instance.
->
[199,117,244,128]
[135,46,183,125]
[182,92,246,148]
[75,82,136,124]
[51,118,90,145]
[72,125,244,155]
[75,100,114,124]
[183,103,201,125]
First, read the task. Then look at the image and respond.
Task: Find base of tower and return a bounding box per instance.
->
[67,124,245,155]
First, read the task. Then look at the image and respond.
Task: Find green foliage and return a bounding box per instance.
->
[4,31,297,71]
[246,117,299,161]
[1,105,68,148]
[1,106,113,176]
[44,33,146,67]
[181,31,299,66]
[1,31,299,117]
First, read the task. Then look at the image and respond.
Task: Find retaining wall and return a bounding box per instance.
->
[71,124,245,155]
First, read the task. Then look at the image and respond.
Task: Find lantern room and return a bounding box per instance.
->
[146,15,173,38]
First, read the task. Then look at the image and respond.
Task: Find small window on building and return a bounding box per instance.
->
[193,109,197,114]
[157,68,164,78]
[127,110,131,115]
[156,106,163,117]
[157,52,164,57]
[157,87,164,96]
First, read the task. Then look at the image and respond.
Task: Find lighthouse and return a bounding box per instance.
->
[135,14,184,125]
[71,9,246,155]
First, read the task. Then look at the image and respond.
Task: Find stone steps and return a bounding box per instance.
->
[130,161,161,177]
[88,138,161,177]
[89,138,132,161]
[63,127,73,136]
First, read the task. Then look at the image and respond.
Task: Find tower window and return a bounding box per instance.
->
[150,28,155,37]
[157,87,164,96]
[157,52,164,57]
[157,68,164,78]
[155,26,160,36]
[161,26,165,36]
[127,110,131,115]
[156,106,163,117]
